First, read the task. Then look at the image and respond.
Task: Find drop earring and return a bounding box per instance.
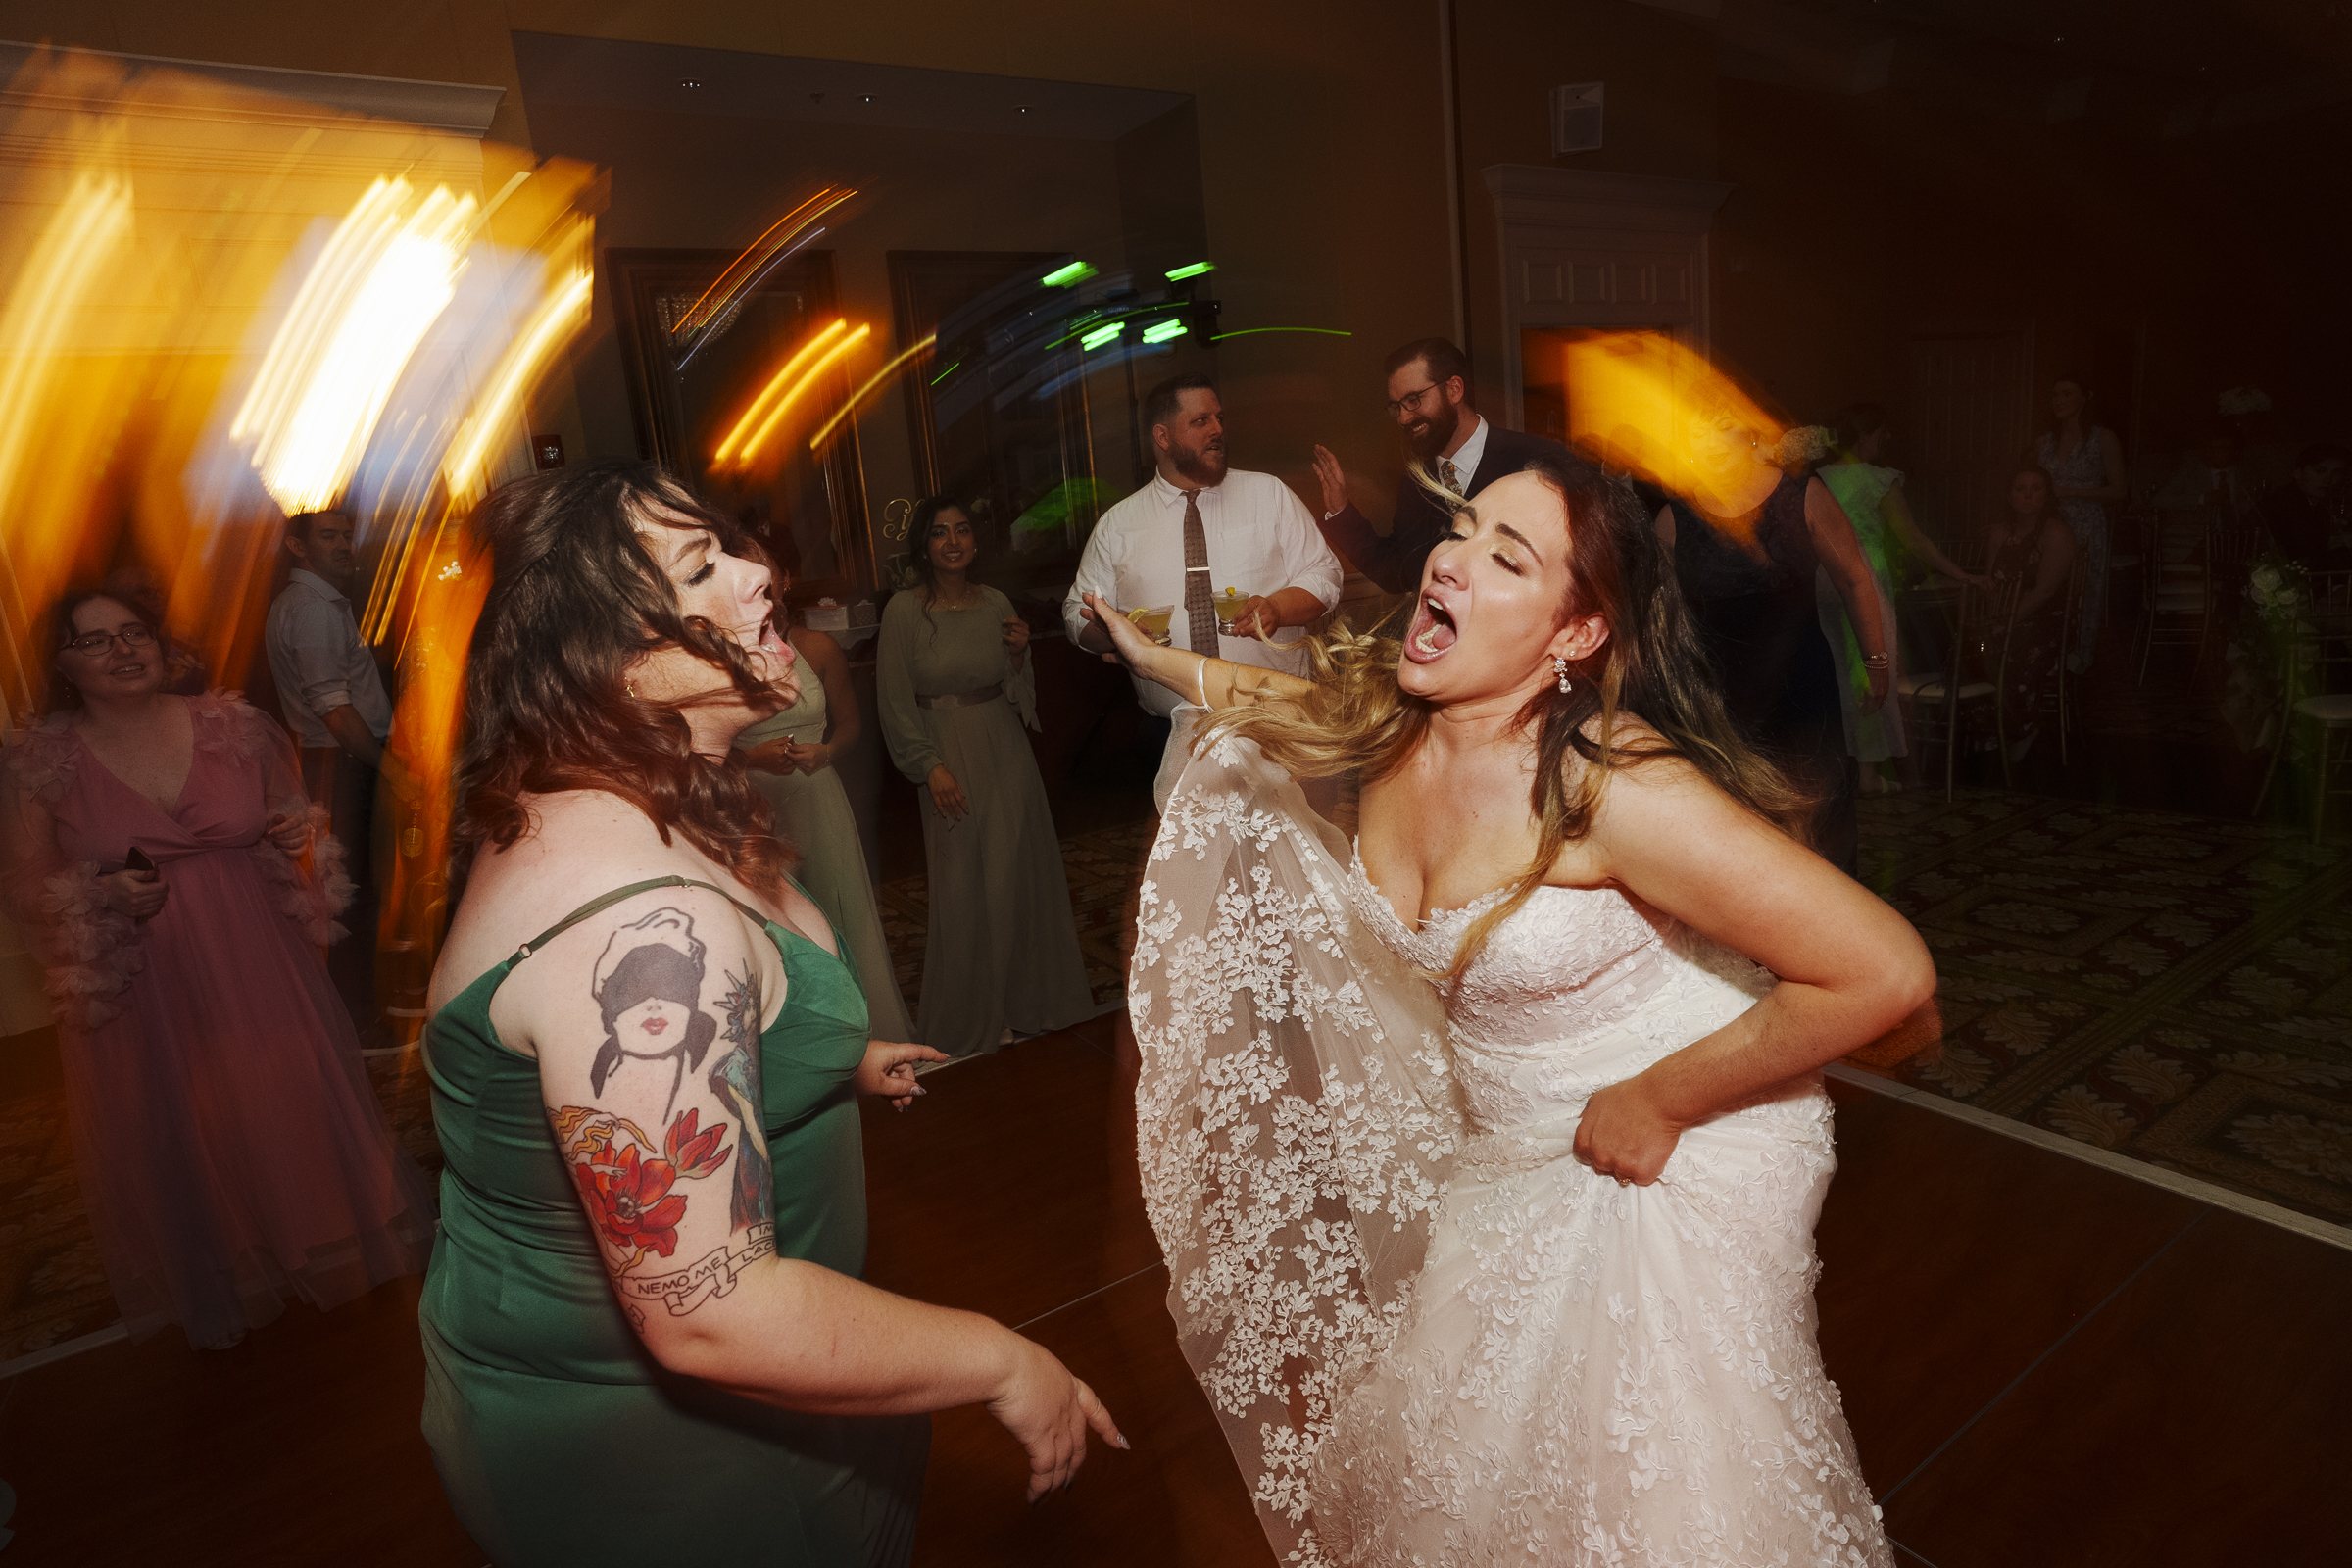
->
[1554,657,1572,695]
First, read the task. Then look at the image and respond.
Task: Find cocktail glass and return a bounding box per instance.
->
[1213,588,1252,635]
[1128,605,1175,646]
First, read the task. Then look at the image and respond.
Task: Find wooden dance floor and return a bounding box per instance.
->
[0,1012,2342,1564]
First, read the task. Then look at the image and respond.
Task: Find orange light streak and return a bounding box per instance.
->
[728,322,872,467]
[673,186,856,341]
[808,333,938,452]
[0,169,132,711]
[442,266,594,502]
[713,318,848,465]
[1556,330,1786,517]
[229,179,478,515]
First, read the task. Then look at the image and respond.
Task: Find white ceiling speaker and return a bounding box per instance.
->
[1550,82,1604,154]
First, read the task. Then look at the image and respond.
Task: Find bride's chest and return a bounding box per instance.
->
[1355,772,1549,924]
[1345,852,1673,1024]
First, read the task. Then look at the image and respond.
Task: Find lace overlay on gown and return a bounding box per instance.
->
[1134,731,1889,1567]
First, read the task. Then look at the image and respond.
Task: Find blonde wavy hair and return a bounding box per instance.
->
[1205,449,1809,981]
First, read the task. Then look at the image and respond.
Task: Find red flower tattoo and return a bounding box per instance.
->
[554,1105,737,1269]
[571,1141,690,1259]
[662,1107,730,1180]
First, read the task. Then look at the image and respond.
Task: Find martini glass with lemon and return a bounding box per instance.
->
[1213,587,1252,636]
[1127,605,1175,646]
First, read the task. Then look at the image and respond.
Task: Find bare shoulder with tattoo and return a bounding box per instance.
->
[506,889,785,1338]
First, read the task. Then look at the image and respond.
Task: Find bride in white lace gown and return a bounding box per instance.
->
[1082,450,1934,1566]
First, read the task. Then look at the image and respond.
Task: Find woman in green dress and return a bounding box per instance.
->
[1816,404,1989,789]
[735,589,914,1043]
[876,498,1093,1059]
[419,463,1123,1566]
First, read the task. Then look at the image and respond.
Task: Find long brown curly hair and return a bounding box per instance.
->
[452,460,790,903]
[1207,447,1808,981]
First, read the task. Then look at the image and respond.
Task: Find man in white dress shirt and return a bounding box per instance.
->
[1063,374,1344,792]
[265,510,394,1033]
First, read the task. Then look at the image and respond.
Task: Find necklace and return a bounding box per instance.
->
[930,585,980,612]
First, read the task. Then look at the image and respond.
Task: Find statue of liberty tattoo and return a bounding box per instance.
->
[706,968,772,1233]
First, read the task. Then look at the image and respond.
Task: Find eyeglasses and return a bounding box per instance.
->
[1385,383,1444,418]
[64,624,157,657]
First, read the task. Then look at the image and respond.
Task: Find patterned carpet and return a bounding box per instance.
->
[1852,789,2352,1225]
[6,800,2346,1363]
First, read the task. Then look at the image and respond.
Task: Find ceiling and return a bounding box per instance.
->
[510,33,1189,144]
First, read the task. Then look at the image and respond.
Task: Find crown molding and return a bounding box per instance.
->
[0,40,504,137]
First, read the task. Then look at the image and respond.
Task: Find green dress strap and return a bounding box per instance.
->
[511,875,772,962]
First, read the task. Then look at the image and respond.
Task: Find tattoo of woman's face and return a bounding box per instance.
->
[554,906,783,1323]
[590,907,721,1115]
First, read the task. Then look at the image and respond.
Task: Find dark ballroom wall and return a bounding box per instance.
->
[12,1,2345,519]
[1714,67,2352,511]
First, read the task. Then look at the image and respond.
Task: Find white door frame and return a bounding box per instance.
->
[1480,165,1734,433]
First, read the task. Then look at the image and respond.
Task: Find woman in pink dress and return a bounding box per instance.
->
[1,586,434,1349]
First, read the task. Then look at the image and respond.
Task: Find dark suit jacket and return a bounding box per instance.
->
[1317,423,1571,593]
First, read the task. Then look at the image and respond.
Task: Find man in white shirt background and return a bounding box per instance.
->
[1063,373,1344,798]
[265,510,395,1038]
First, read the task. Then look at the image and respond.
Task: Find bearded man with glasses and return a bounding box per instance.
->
[1311,337,1568,594]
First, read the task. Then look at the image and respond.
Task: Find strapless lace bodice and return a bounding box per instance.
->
[1346,850,1775,1134]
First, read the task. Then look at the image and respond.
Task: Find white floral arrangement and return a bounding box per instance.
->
[2219,385,2272,416]
[2247,554,2308,625]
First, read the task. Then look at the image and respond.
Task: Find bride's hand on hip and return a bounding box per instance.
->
[1573,1076,1683,1187]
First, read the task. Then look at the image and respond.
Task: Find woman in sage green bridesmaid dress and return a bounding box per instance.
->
[876,499,1093,1059]
[735,619,913,1042]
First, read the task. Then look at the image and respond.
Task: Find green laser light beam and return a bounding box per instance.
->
[1208,327,1352,340]
[1164,262,1215,281]
[1042,261,1097,287]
